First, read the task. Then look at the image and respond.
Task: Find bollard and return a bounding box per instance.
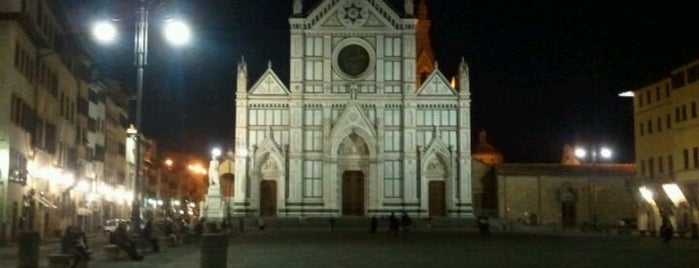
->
[18,230,39,268]
[200,233,228,268]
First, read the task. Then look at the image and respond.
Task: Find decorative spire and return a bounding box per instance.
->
[293,0,302,15]
[458,57,470,94]
[404,0,414,17]
[459,57,469,75]
[238,56,247,75]
[267,60,272,70]
[237,56,247,93]
[417,0,428,19]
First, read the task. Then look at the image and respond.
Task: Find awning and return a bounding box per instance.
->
[34,196,58,209]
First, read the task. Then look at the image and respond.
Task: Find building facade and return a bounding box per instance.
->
[232,0,473,218]
[0,0,134,242]
[632,59,699,234]
[493,164,636,228]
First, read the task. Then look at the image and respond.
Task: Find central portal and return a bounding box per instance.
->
[342,171,365,216]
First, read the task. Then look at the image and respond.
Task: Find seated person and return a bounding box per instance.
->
[60,226,91,265]
[110,223,144,261]
[164,222,180,245]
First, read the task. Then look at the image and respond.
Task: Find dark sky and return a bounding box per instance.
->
[62,0,699,163]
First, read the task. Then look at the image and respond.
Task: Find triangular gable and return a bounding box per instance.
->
[253,127,286,172]
[249,67,290,95]
[309,0,402,30]
[421,131,454,177]
[256,127,283,156]
[329,101,377,142]
[417,69,457,96]
[423,131,452,158]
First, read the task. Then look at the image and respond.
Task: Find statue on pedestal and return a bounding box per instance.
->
[209,157,220,186]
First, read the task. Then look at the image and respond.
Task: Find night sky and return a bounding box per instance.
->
[62,0,699,163]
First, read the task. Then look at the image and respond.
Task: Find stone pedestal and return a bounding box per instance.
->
[204,186,225,222]
[200,233,228,268]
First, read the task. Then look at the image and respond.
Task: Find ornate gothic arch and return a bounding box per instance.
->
[252,134,286,179]
[328,102,377,158]
[421,133,455,179]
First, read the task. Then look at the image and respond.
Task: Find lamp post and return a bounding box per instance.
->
[574,145,613,230]
[93,0,190,233]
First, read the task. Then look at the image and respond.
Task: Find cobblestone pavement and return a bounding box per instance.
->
[2,229,699,268]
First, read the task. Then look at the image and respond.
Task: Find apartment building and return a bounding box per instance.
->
[0,0,132,242]
[633,59,699,234]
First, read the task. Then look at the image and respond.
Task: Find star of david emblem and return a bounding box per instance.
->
[343,3,363,24]
[338,0,368,27]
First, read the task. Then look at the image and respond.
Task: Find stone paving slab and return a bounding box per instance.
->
[3,229,699,267]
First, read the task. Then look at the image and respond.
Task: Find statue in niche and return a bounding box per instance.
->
[427,158,445,176]
[338,134,368,155]
[262,159,277,171]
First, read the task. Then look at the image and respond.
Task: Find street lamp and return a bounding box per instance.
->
[574,144,613,230]
[574,146,613,162]
[92,0,190,233]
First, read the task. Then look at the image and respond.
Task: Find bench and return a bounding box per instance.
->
[103,245,128,261]
[48,250,92,268]
[164,235,180,247]
[47,253,73,268]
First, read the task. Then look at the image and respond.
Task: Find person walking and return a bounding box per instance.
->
[477,216,491,237]
[389,212,399,236]
[329,217,336,231]
[400,212,412,235]
[370,216,378,234]
[142,218,160,252]
[660,216,674,243]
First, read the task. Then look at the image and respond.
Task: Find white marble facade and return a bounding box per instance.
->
[232,0,472,218]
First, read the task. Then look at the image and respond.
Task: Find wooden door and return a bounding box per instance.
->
[342,171,364,216]
[260,180,277,216]
[428,181,446,217]
[561,201,576,227]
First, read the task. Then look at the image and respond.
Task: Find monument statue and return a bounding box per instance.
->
[209,157,220,186]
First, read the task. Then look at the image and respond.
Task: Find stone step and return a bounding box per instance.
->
[217,217,477,231]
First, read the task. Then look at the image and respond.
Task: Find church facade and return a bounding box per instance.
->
[231,0,472,218]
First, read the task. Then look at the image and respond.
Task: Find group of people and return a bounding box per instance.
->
[369,212,412,235]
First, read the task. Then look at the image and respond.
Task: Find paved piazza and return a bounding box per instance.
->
[3,229,699,267]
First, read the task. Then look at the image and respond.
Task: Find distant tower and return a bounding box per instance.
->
[415,0,435,87]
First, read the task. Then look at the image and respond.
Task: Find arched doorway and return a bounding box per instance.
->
[426,157,447,217]
[559,186,577,227]
[258,156,280,217]
[337,133,369,216]
[260,180,277,216]
[342,171,364,216]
